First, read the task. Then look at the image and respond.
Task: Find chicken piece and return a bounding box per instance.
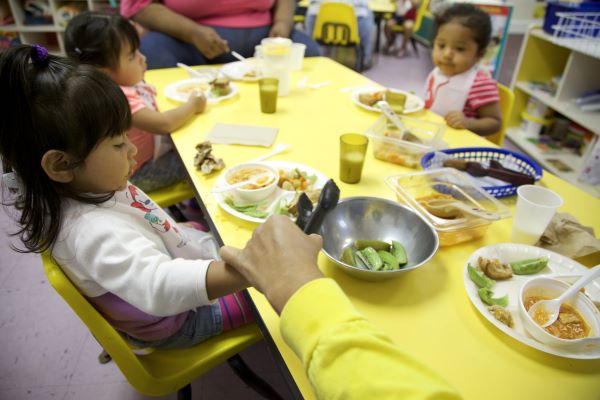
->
[488,305,514,328]
[558,312,580,325]
[194,141,225,175]
[478,256,513,280]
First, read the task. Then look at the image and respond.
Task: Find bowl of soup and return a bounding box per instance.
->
[519,276,600,351]
[223,162,279,204]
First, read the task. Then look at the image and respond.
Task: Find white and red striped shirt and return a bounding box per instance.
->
[463,69,499,117]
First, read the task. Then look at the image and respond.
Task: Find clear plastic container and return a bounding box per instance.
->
[366,114,445,168]
[385,168,511,246]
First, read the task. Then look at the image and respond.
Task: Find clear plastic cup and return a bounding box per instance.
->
[289,43,306,71]
[511,185,563,245]
[261,40,291,96]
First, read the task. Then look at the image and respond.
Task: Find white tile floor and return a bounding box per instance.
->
[0,38,521,399]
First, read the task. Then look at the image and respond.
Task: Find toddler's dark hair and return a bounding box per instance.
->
[434,3,492,53]
[0,45,131,253]
[65,11,140,70]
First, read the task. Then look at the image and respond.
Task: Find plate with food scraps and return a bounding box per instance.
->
[213,160,328,223]
[464,243,600,359]
[164,77,238,104]
[220,60,261,81]
[351,86,424,114]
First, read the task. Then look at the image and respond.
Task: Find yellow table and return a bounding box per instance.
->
[147,57,600,400]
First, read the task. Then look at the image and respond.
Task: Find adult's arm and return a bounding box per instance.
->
[269,0,295,38]
[128,2,229,59]
[281,278,462,400]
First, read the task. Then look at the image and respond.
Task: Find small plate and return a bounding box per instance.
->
[464,243,600,359]
[213,161,328,223]
[220,60,260,81]
[164,78,239,104]
[351,86,424,114]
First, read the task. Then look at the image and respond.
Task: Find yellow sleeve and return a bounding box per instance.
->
[280,278,462,400]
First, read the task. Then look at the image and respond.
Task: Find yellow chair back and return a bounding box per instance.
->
[487,83,514,146]
[41,251,262,397]
[312,2,360,46]
[146,180,195,209]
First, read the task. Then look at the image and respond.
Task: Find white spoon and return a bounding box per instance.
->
[231,51,246,62]
[375,100,409,139]
[211,172,276,193]
[176,62,205,78]
[528,264,600,328]
[248,143,291,163]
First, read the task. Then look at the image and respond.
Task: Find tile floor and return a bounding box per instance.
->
[0,37,520,399]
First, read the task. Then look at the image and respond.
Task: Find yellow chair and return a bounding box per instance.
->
[312,2,364,71]
[486,83,514,146]
[41,252,282,399]
[389,0,430,55]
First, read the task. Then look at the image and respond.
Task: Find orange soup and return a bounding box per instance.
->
[227,167,273,190]
[525,296,590,340]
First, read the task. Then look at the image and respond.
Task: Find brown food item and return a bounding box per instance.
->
[194,141,225,175]
[488,305,514,328]
[358,91,384,107]
[442,158,468,170]
[286,189,322,216]
[477,256,513,280]
[525,296,590,340]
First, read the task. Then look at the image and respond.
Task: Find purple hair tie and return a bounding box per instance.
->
[30,44,49,66]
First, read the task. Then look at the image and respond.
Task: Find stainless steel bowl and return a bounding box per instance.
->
[318,196,439,281]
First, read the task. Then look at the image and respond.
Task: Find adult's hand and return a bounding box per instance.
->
[220,215,324,314]
[269,20,293,38]
[190,25,230,59]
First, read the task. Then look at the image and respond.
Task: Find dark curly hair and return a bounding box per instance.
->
[433,3,492,54]
[0,45,131,253]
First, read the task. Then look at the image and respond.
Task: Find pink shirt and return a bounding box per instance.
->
[121,83,156,173]
[463,69,500,118]
[121,0,275,28]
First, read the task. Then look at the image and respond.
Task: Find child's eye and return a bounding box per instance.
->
[456,47,465,52]
[114,142,127,149]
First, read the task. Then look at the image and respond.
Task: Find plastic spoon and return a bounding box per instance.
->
[375,100,409,139]
[424,199,501,221]
[248,143,291,163]
[211,172,275,193]
[528,264,600,328]
[231,51,246,62]
[176,62,205,78]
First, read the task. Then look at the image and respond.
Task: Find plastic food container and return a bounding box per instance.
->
[385,168,511,246]
[366,114,445,168]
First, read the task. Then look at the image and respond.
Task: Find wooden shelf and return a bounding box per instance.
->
[506,128,600,197]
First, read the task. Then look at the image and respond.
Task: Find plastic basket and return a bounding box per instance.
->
[543,1,600,34]
[420,147,543,198]
[551,11,600,57]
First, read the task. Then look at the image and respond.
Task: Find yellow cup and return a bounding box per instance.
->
[259,78,278,113]
[339,133,369,184]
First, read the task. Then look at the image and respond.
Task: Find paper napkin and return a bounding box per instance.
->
[206,123,278,147]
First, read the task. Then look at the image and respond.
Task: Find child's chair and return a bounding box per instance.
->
[486,83,514,146]
[41,251,284,400]
[390,0,430,56]
[312,2,364,71]
[147,180,195,221]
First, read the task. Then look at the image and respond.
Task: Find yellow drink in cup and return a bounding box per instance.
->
[339,134,369,184]
[259,78,278,113]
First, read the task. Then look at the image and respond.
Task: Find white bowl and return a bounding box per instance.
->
[519,276,600,352]
[223,162,279,204]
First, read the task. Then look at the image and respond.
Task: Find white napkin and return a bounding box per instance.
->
[206,123,278,147]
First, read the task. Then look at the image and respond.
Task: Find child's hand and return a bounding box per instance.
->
[188,90,207,114]
[444,111,470,130]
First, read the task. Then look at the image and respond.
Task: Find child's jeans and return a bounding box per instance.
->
[129,149,187,192]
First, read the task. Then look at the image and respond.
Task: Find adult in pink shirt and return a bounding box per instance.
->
[121,0,321,69]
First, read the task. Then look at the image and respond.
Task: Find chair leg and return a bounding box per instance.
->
[97,350,111,364]
[410,38,418,55]
[177,384,192,400]
[227,355,285,400]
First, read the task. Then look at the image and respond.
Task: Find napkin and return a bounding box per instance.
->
[536,212,600,258]
[206,123,278,147]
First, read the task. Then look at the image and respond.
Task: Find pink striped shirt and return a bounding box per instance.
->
[121,83,156,173]
[463,69,499,118]
[121,0,275,28]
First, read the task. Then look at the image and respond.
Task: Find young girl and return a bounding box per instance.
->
[64,11,206,193]
[384,0,420,57]
[424,3,502,137]
[0,45,252,348]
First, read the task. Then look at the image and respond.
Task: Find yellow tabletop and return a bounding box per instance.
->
[147,57,600,400]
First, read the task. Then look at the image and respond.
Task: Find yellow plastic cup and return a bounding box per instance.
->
[339,133,369,184]
[259,78,279,113]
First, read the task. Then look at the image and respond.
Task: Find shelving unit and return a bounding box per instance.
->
[507,27,600,197]
[1,0,117,55]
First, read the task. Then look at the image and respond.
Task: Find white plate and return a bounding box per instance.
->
[213,161,329,223]
[164,78,239,104]
[464,243,600,359]
[220,60,260,81]
[351,86,425,114]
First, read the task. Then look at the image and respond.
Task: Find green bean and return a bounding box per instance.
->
[468,264,495,289]
[356,247,383,271]
[354,240,391,251]
[378,250,400,271]
[391,240,407,265]
[478,287,508,307]
[510,257,548,275]
[341,246,356,266]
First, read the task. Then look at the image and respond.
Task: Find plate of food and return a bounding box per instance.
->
[351,86,425,114]
[213,161,328,223]
[164,76,238,104]
[464,243,600,359]
[220,60,260,81]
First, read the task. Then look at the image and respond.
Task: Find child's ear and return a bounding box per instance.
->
[41,150,77,183]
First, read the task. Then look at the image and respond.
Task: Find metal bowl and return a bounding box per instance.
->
[318,197,439,281]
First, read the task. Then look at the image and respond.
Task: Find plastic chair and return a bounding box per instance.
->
[486,83,514,146]
[390,0,430,55]
[41,251,284,399]
[146,180,195,221]
[312,2,364,71]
